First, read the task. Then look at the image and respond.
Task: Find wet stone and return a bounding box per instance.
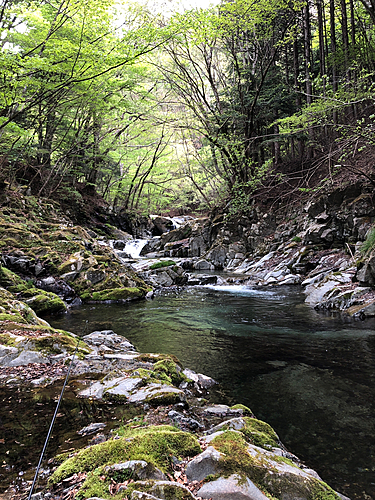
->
[197,474,269,500]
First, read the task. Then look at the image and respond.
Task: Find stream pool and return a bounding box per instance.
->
[3,284,375,499]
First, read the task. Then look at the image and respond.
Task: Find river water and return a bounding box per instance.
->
[46,283,375,500]
[2,284,375,498]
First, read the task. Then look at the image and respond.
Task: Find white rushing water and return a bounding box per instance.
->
[202,284,282,297]
[124,239,148,258]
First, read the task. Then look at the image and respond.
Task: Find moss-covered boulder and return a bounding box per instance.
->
[195,430,341,500]
[0,267,66,315]
[78,357,187,405]
[49,425,201,499]
[0,287,89,369]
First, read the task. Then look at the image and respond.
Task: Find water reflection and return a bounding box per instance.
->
[46,285,375,499]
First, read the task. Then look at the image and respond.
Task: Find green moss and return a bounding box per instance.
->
[211,430,267,485]
[241,417,279,449]
[90,287,144,301]
[24,291,67,315]
[0,311,27,324]
[145,389,184,406]
[153,357,187,386]
[292,236,302,243]
[0,332,22,345]
[0,267,65,315]
[267,473,340,500]
[210,430,340,500]
[31,332,90,356]
[231,404,253,416]
[361,226,375,255]
[49,425,201,487]
[149,260,176,270]
[0,266,25,291]
[310,481,341,500]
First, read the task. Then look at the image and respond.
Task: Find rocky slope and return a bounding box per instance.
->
[0,194,150,314]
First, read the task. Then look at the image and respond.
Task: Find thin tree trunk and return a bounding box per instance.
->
[330,0,338,124]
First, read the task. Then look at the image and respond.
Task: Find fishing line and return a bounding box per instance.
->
[27,322,88,500]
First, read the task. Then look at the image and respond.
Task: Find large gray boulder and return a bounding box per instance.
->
[152,216,175,235]
[185,446,223,481]
[197,474,269,500]
[206,244,227,268]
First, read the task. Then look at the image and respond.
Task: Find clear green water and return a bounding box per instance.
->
[3,284,375,498]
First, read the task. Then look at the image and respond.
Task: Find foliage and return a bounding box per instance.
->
[1,0,375,216]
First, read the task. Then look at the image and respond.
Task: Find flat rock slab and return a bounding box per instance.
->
[83,331,135,351]
[77,422,106,436]
[103,353,140,360]
[105,460,166,481]
[202,405,242,417]
[78,378,185,406]
[78,376,142,400]
[127,383,185,404]
[304,279,340,306]
[8,350,48,367]
[197,474,269,500]
[104,377,143,400]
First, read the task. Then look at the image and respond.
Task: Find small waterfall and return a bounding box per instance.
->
[124,239,148,258]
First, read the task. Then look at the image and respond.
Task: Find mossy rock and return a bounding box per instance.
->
[24,291,66,315]
[49,425,201,489]
[31,332,90,357]
[209,430,340,500]
[149,260,176,270]
[153,357,187,386]
[0,266,27,291]
[241,417,279,449]
[231,404,254,416]
[0,269,66,315]
[210,431,266,485]
[0,332,24,346]
[0,286,49,326]
[89,287,145,301]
